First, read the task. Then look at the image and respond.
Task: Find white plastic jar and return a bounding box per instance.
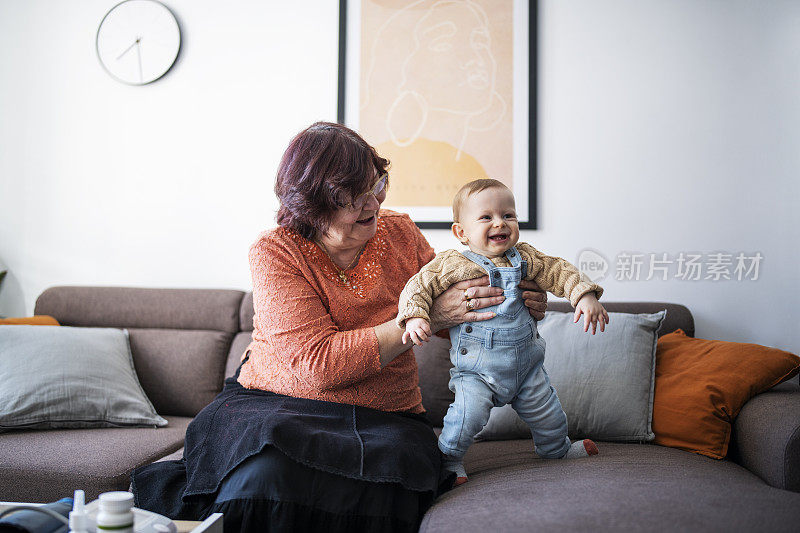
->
[96,491,135,533]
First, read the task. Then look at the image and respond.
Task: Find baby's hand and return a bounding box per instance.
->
[574,292,609,335]
[403,318,432,346]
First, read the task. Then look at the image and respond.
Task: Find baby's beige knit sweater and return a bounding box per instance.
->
[397,242,603,328]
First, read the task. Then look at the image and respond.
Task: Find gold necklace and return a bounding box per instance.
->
[317,240,365,283]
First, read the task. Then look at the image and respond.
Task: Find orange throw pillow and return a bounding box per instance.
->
[653,329,800,459]
[0,315,60,326]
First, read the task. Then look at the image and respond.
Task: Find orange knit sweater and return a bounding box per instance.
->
[237,210,435,413]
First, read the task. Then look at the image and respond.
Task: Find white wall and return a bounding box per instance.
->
[0,0,339,305]
[1,0,798,354]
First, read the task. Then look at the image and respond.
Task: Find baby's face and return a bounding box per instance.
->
[452,186,520,258]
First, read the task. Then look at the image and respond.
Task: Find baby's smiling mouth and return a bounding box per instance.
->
[489,234,508,242]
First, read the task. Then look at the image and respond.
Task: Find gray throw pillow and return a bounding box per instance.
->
[0,325,167,431]
[475,311,666,442]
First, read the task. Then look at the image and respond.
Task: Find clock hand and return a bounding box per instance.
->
[135,38,143,83]
[116,37,140,61]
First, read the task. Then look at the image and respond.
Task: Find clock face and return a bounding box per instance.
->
[96,0,181,85]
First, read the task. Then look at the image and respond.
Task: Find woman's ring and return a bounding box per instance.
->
[466,299,475,311]
[464,290,471,300]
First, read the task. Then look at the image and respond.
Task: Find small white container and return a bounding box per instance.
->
[96,492,134,533]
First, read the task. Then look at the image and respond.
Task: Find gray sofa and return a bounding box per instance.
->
[1,286,799,531]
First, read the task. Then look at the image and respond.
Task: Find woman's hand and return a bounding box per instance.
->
[519,279,548,321]
[429,276,504,331]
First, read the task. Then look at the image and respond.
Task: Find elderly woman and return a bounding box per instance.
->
[132,122,547,532]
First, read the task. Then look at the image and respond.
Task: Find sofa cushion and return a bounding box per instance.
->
[416,303,694,428]
[420,441,800,532]
[544,310,664,441]
[32,287,247,416]
[153,447,184,463]
[226,332,253,379]
[653,329,800,459]
[129,329,232,416]
[0,315,59,325]
[476,311,665,442]
[240,292,255,332]
[0,325,166,431]
[0,416,192,503]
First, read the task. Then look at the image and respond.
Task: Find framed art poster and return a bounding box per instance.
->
[338,0,537,229]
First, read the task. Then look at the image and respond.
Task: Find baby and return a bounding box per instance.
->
[397,179,609,485]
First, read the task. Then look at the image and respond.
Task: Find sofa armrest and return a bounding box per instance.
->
[731,380,800,492]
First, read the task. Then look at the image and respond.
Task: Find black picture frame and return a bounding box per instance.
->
[337,0,537,230]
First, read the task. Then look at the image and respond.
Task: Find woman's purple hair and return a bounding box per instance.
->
[275,122,389,239]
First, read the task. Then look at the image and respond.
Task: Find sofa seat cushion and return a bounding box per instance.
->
[0,416,192,503]
[153,447,184,463]
[421,441,800,532]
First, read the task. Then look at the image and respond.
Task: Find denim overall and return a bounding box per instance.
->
[439,247,571,465]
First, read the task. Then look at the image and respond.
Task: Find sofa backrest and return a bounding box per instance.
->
[35,287,695,423]
[35,286,244,417]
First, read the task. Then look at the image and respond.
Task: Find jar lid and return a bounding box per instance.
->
[98,491,134,513]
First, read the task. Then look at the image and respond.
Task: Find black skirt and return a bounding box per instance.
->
[131,370,452,532]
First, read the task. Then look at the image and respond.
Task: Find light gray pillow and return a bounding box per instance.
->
[475,311,666,442]
[0,325,167,431]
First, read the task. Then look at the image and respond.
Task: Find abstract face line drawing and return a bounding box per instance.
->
[351,0,527,217]
[364,0,507,160]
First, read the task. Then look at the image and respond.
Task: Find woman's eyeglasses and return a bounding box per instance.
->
[347,173,388,210]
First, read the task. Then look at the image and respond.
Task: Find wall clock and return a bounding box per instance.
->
[96,0,181,85]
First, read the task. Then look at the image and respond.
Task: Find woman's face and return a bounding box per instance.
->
[321,173,387,251]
